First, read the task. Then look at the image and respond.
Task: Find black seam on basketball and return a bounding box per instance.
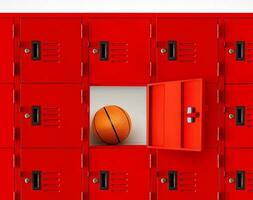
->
[103,107,121,143]
[93,113,108,144]
[116,106,131,133]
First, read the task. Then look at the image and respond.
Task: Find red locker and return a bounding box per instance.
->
[20,84,83,147]
[156,149,219,200]
[156,18,218,82]
[225,149,253,199]
[89,146,149,200]
[20,18,82,83]
[0,150,14,200]
[0,84,14,147]
[225,84,253,147]
[89,18,151,85]
[0,18,14,82]
[225,19,253,83]
[20,149,82,200]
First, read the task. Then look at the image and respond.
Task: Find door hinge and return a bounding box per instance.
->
[80,191,84,200]
[149,192,156,200]
[81,24,83,39]
[217,89,222,104]
[13,154,19,168]
[13,90,19,104]
[13,127,20,141]
[149,153,155,169]
[217,62,221,77]
[217,191,222,200]
[81,127,84,141]
[12,23,15,39]
[80,62,84,77]
[81,90,84,104]
[217,154,223,168]
[150,24,153,38]
[81,154,84,168]
[217,127,222,141]
[149,61,153,77]
[217,23,220,39]
[13,191,21,200]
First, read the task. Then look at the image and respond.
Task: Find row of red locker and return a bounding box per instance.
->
[0,17,253,84]
[1,147,253,200]
[0,82,253,148]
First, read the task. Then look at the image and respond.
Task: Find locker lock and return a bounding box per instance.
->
[92,178,99,184]
[229,177,235,184]
[160,177,167,184]
[160,48,167,54]
[92,48,99,54]
[24,48,31,54]
[24,113,31,119]
[24,178,31,184]
[228,48,235,54]
[228,113,235,119]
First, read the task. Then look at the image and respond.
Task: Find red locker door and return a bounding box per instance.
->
[0,150,14,200]
[20,149,82,200]
[20,18,82,83]
[225,84,253,147]
[156,18,218,82]
[20,84,82,147]
[0,84,14,147]
[89,146,149,200]
[89,18,150,85]
[156,149,218,200]
[148,79,204,151]
[225,19,253,83]
[0,18,14,82]
[225,149,253,199]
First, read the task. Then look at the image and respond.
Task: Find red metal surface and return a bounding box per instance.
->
[0,13,251,200]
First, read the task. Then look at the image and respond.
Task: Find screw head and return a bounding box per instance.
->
[24,48,31,54]
[228,113,235,119]
[24,113,31,119]
[160,48,167,54]
[160,177,167,184]
[92,48,99,54]
[228,48,235,54]
[92,178,99,184]
[229,177,235,184]
[24,178,30,184]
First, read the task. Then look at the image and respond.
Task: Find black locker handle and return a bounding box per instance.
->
[236,106,245,126]
[236,41,245,61]
[100,171,109,190]
[168,170,177,190]
[32,171,41,190]
[236,171,245,190]
[32,106,41,126]
[168,41,176,60]
[32,41,41,60]
[100,41,109,61]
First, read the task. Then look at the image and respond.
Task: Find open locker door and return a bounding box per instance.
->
[148,79,204,151]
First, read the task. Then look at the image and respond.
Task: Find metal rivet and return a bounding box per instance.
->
[92,178,99,184]
[24,48,31,54]
[24,178,30,184]
[229,114,235,119]
[160,177,167,184]
[228,48,235,54]
[229,177,235,184]
[24,113,31,119]
[92,48,99,54]
[160,48,167,54]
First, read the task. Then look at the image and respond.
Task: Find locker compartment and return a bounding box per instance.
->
[156,18,218,82]
[0,84,14,147]
[225,84,253,147]
[89,18,150,85]
[225,19,253,83]
[0,18,14,82]
[148,79,204,151]
[0,150,14,200]
[156,149,218,200]
[20,149,82,200]
[20,18,82,83]
[225,149,253,199]
[89,146,149,200]
[20,84,83,147]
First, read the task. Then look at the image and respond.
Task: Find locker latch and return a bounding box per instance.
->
[186,106,200,123]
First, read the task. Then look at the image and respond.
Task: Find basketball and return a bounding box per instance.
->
[92,105,131,145]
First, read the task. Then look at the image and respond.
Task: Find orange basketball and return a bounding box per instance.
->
[93,105,131,145]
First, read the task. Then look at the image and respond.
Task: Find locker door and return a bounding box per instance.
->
[156,149,218,200]
[20,84,82,148]
[89,146,149,200]
[0,84,14,147]
[0,150,14,200]
[20,149,82,200]
[0,18,14,82]
[156,18,218,82]
[89,18,150,85]
[225,84,253,147]
[225,149,253,199]
[20,18,82,83]
[225,19,253,83]
[148,79,204,151]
